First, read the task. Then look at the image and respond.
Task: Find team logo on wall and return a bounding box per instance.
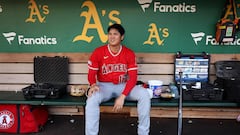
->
[137,0,197,13]
[2,32,16,45]
[0,110,14,129]
[191,32,205,45]
[2,31,57,45]
[137,0,152,12]
[191,32,240,46]
[25,0,49,23]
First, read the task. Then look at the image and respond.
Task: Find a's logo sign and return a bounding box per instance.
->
[25,0,49,23]
[2,32,16,45]
[191,32,205,45]
[137,0,152,12]
[0,110,15,129]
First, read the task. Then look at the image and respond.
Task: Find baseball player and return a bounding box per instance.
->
[85,23,151,135]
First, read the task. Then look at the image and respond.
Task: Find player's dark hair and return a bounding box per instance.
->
[107,23,125,36]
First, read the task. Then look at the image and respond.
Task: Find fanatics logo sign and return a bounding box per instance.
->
[137,0,152,12]
[137,0,197,13]
[2,32,57,45]
[2,32,16,45]
[191,32,205,45]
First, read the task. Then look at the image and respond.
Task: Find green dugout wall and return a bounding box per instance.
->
[0,0,240,53]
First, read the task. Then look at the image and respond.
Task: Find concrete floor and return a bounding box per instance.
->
[1,114,240,135]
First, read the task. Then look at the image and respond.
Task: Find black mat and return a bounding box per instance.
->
[1,114,240,135]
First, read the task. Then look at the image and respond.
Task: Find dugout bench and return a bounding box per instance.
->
[0,91,240,119]
[1,91,239,107]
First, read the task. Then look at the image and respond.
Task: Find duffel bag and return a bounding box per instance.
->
[0,104,48,133]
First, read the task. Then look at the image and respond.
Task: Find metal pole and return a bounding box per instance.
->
[177,71,183,135]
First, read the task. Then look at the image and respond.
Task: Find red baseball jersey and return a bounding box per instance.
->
[88,44,138,96]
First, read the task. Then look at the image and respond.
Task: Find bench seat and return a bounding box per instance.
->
[0,91,239,107]
[1,91,240,119]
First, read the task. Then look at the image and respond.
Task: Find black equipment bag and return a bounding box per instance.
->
[214,60,240,102]
[182,82,224,101]
[174,52,224,101]
[22,56,69,99]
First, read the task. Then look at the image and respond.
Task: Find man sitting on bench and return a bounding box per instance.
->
[85,23,151,135]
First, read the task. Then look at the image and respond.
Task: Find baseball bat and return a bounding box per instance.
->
[177,71,183,135]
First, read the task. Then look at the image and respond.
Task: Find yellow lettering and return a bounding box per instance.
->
[108,10,121,26]
[162,28,169,38]
[25,0,46,23]
[42,5,49,14]
[73,1,107,43]
[144,23,164,45]
[223,5,233,19]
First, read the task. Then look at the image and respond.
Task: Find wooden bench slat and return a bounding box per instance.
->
[0,74,34,83]
[130,107,240,119]
[1,53,239,63]
[0,74,174,84]
[0,63,183,74]
[0,63,33,73]
[0,74,88,84]
[0,75,216,91]
[0,84,29,91]
[0,53,175,63]
[138,64,173,74]
[211,54,240,63]
[0,53,91,63]
[0,63,89,74]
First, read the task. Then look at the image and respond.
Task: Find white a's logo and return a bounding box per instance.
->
[137,0,152,12]
[191,32,205,45]
[2,32,16,44]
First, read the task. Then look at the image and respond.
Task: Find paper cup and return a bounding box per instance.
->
[148,80,163,98]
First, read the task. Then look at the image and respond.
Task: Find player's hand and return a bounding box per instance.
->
[113,94,126,112]
[86,84,99,97]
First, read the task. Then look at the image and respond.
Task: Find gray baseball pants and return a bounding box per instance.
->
[85,82,151,135]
